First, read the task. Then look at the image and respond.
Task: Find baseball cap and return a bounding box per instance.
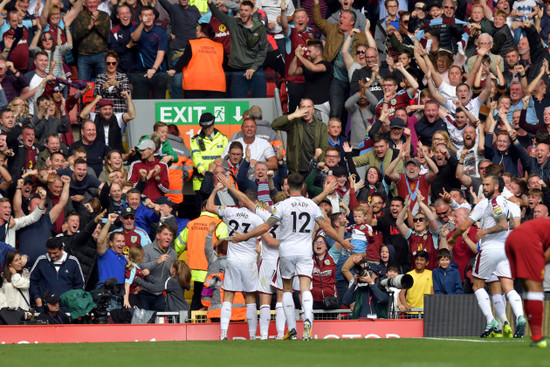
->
[43,290,60,305]
[406,158,421,167]
[415,1,426,10]
[155,196,175,206]
[389,118,405,129]
[199,112,216,128]
[97,99,114,108]
[121,207,136,217]
[137,139,155,151]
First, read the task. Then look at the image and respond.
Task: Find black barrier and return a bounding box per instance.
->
[424,294,486,337]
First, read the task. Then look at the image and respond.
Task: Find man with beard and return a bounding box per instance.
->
[80,94,136,152]
[414,100,448,147]
[57,158,103,199]
[376,196,411,272]
[443,105,479,153]
[385,148,438,213]
[449,175,526,338]
[430,143,460,202]
[456,124,484,179]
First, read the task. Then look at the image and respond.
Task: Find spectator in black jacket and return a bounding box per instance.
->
[30,236,85,311]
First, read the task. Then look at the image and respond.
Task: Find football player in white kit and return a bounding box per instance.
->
[206,183,266,340]
[230,173,353,340]
[216,172,287,340]
[449,175,526,338]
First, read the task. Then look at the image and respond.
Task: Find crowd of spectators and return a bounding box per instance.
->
[1,0,550,324]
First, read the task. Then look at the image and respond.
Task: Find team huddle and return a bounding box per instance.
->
[206,172,350,340]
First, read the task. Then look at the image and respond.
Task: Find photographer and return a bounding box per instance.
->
[342,259,390,319]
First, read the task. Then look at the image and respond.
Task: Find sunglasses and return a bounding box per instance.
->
[314,241,326,245]
[42,36,53,41]
[106,61,117,66]
[122,215,135,220]
[413,217,425,223]
[53,89,62,93]
[356,50,366,55]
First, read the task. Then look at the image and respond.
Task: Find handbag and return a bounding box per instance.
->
[316,258,339,310]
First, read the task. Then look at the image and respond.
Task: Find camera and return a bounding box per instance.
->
[380,274,414,290]
[90,278,125,324]
[352,259,371,278]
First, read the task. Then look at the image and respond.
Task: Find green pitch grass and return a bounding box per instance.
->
[0,338,547,367]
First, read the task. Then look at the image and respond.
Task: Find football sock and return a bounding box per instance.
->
[506,290,524,321]
[259,304,271,340]
[220,301,232,337]
[246,303,257,340]
[302,290,313,325]
[275,302,286,338]
[282,291,296,331]
[492,294,508,325]
[524,292,544,339]
[475,288,495,323]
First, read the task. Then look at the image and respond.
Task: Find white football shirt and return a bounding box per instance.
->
[468,195,511,249]
[255,206,280,260]
[271,196,324,257]
[218,206,264,261]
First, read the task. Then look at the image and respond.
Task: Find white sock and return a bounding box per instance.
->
[492,294,508,325]
[246,303,257,340]
[259,304,271,340]
[475,288,495,323]
[275,302,286,338]
[220,301,232,337]
[506,290,525,321]
[301,290,313,325]
[282,291,296,331]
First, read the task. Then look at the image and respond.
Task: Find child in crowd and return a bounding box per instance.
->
[399,250,433,314]
[432,248,463,295]
[341,206,373,282]
[123,246,149,308]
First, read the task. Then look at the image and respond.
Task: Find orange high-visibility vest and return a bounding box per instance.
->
[166,156,193,204]
[184,216,222,271]
[182,38,226,92]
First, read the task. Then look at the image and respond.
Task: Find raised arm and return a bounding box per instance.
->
[417,191,438,233]
[205,182,222,214]
[97,212,117,256]
[395,62,419,95]
[218,172,256,212]
[385,149,405,183]
[49,175,71,223]
[426,71,447,106]
[80,95,101,120]
[396,195,411,236]
[342,28,360,70]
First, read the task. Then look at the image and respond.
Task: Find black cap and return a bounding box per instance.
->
[155,196,175,206]
[389,117,405,129]
[121,207,136,217]
[199,112,216,128]
[43,291,60,305]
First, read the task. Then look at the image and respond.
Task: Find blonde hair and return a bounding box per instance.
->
[126,246,145,270]
[431,130,457,155]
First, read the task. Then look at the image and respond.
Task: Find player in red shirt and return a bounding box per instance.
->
[505,218,550,348]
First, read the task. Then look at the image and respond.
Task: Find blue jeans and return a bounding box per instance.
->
[329,77,350,120]
[138,291,166,312]
[230,68,266,98]
[78,52,107,82]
